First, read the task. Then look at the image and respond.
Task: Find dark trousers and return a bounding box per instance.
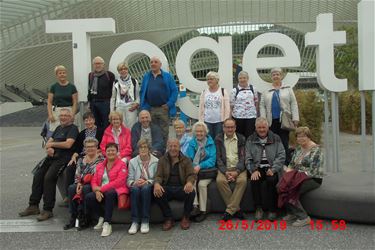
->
[29,157,66,211]
[68,184,92,217]
[251,168,278,212]
[205,122,223,140]
[85,189,117,223]
[286,179,322,219]
[233,118,256,139]
[154,185,195,219]
[270,119,290,164]
[130,184,153,223]
[64,166,76,199]
[90,100,110,130]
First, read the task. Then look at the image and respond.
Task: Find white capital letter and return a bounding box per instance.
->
[175,36,232,119]
[242,33,301,93]
[46,18,115,101]
[305,13,347,92]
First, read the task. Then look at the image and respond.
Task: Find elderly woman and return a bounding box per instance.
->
[100,111,132,164]
[110,62,140,129]
[47,65,78,131]
[85,143,128,237]
[198,71,230,140]
[186,122,216,222]
[127,139,158,235]
[260,68,299,163]
[278,127,323,227]
[231,71,258,138]
[64,137,104,230]
[173,119,192,156]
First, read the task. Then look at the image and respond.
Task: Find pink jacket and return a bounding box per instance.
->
[91,158,129,195]
[100,124,132,163]
[198,87,230,122]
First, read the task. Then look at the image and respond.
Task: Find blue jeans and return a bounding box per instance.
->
[90,100,110,129]
[205,122,223,140]
[68,183,92,217]
[130,184,152,223]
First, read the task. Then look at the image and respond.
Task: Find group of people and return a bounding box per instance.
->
[18,55,323,237]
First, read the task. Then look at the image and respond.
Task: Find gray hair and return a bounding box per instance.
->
[192,121,209,135]
[271,67,283,74]
[255,117,269,127]
[206,71,220,82]
[139,110,151,119]
[83,137,99,147]
[173,119,186,128]
[92,56,105,64]
[238,71,249,79]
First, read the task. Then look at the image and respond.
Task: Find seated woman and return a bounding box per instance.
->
[63,137,104,230]
[278,127,323,227]
[85,143,129,237]
[100,111,132,164]
[127,139,158,235]
[173,119,192,156]
[186,122,216,222]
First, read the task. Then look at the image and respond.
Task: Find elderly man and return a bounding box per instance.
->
[215,118,247,221]
[246,117,285,221]
[87,56,116,129]
[131,110,165,158]
[153,139,196,231]
[19,108,79,221]
[140,56,178,143]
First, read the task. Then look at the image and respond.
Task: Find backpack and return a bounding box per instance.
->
[234,85,255,100]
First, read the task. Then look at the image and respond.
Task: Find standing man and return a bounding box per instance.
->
[246,117,285,221]
[140,56,178,142]
[19,109,79,221]
[215,118,247,221]
[88,56,115,129]
[153,139,196,230]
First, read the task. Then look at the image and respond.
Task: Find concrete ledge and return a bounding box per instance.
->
[0,102,33,117]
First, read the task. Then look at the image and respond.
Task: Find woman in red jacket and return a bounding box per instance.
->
[100,111,132,164]
[85,142,129,237]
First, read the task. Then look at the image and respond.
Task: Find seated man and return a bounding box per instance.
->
[131,110,165,158]
[215,118,247,221]
[19,108,79,221]
[153,139,196,230]
[246,117,285,221]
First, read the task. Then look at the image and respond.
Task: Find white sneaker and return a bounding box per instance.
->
[94,217,104,230]
[128,222,139,235]
[140,222,150,234]
[101,222,112,237]
[292,216,311,227]
[282,214,297,221]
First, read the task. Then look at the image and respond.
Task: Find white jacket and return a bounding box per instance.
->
[110,77,140,111]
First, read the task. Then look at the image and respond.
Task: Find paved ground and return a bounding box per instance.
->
[0,127,374,250]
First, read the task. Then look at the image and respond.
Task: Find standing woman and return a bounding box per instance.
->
[260,68,299,162]
[110,62,140,129]
[85,143,128,237]
[198,71,230,140]
[230,71,258,139]
[47,65,78,132]
[127,139,158,234]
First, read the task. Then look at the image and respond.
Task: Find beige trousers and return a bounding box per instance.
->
[193,178,212,212]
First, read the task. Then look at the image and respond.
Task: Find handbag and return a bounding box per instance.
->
[118,194,130,209]
[198,168,217,180]
[280,110,296,131]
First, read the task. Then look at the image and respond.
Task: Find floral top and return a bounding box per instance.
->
[289,145,323,179]
[74,155,104,184]
[230,85,258,119]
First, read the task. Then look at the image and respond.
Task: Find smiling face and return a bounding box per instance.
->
[84,116,95,130]
[150,57,162,73]
[256,121,269,139]
[139,111,151,128]
[106,145,118,161]
[93,58,105,72]
[271,70,283,84]
[296,133,311,147]
[56,70,67,83]
[167,139,180,158]
[207,76,219,89]
[174,123,185,137]
[118,66,129,78]
[84,141,98,157]
[110,114,122,128]
[195,125,206,141]
[223,120,236,138]
[238,74,249,88]
[59,109,72,126]
[138,143,150,158]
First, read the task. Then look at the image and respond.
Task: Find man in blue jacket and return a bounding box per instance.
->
[140,56,178,143]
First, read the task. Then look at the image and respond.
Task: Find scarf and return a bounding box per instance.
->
[139,157,151,180]
[90,71,106,95]
[118,74,133,102]
[193,137,207,166]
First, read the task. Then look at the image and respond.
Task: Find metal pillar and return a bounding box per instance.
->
[360,91,367,171]
[331,92,340,172]
[373,91,375,170]
[323,90,331,173]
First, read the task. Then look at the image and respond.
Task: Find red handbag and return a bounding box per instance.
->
[118,194,130,209]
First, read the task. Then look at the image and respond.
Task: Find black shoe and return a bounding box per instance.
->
[190,206,201,218]
[222,212,233,221]
[234,210,245,220]
[63,218,76,230]
[194,212,207,223]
